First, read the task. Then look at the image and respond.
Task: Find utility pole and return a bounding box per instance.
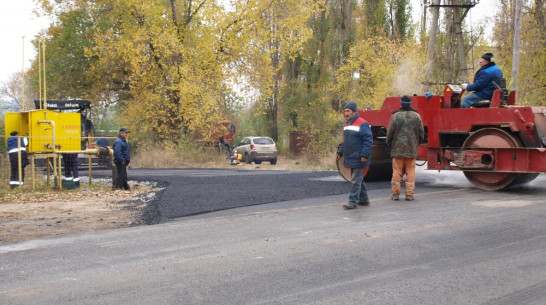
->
[22,36,25,111]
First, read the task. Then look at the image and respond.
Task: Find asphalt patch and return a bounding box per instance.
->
[101,169,389,224]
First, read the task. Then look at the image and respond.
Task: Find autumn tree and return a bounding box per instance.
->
[0,72,35,111]
[492,0,545,105]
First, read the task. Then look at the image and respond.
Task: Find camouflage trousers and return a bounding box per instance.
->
[391,158,416,196]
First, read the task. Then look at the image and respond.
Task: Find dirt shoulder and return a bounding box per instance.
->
[0,155,324,246]
[0,181,161,246]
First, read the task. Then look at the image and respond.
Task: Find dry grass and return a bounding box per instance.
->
[0,146,339,193]
[0,154,8,181]
[130,145,232,168]
[130,144,338,171]
[0,173,115,202]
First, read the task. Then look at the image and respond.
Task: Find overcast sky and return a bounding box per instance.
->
[0,0,498,88]
[0,0,50,85]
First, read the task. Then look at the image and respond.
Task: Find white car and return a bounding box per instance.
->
[234,136,277,165]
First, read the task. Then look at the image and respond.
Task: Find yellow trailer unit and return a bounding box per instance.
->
[4,109,81,153]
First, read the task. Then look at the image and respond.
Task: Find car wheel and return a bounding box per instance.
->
[270,159,277,165]
[255,160,262,164]
[245,153,252,164]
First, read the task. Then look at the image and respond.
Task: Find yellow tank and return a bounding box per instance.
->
[4,109,82,153]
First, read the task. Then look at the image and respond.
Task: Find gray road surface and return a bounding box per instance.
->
[1,169,545,304]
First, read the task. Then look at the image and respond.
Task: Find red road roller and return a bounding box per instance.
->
[337,84,546,190]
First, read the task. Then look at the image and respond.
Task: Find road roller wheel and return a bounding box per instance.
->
[462,128,538,190]
[336,140,392,182]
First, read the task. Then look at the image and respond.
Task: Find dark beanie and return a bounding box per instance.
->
[10,131,19,136]
[481,52,493,62]
[400,95,411,108]
[344,101,357,112]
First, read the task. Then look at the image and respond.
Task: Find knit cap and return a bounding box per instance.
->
[344,101,357,112]
[400,95,411,108]
[481,53,493,62]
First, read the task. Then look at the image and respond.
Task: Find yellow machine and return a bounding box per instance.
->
[5,108,111,190]
[5,109,81,153]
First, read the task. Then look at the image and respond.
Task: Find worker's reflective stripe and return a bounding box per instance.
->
[8,148,27,153]
[64,177,73,181]
[10,181,23,185]
[344,126,360,132]
[391,182,401,185]
[406,186,415,190]
[73,178,80,182]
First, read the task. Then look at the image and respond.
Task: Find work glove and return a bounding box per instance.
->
[461,83,468,90]
[425,92,433,99]
[336,143,343,159]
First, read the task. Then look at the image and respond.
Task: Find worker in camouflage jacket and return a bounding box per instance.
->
[386,95,424,201]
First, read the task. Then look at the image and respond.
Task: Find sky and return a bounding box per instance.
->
[0,0,50,85]
[0,0,498,87]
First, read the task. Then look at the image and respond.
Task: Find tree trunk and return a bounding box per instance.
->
[454,7,468,81]
[511,0,523,92]
[445,1,456,82]
[425,0,441,83]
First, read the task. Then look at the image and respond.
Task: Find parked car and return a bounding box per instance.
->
[234,136,277,165]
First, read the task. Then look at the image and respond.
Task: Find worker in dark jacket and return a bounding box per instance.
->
[336,101,373,209]
[95,134,110,167]
[62,154,80,188]
[7,131,29,189]
[113,127,131,190]
[461,53,503,108]
[386,96,424,201]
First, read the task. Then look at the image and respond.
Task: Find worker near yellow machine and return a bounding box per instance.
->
[336,101,373,209]
[95,133,110,167]
[113,127,131,190]
[7,131,29,189]
[386,96,424,201]
[62,154,80,188]
[461,53,503,108]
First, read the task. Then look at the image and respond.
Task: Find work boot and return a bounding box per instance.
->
[405,195,414,201]
[391,194,399,201]
[343,203,357,209]
[358,201,370,206]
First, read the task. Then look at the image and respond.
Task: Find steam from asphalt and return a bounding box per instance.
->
[416,166,473,189]
[393,56,426,96]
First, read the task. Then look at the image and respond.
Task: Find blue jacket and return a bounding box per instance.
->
[113,136,130,165]
[96,137,109,147]
[340,113,373,168]
[7,137,28,153]
[467,62,503,100]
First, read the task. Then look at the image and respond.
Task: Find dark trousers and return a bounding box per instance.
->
[9,151,28,189]
[115,163,130,190]
[62,154,80,187]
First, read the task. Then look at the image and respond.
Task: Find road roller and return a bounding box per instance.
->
[337,84,546,190]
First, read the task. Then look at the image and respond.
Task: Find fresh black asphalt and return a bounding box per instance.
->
[99,168,391,225]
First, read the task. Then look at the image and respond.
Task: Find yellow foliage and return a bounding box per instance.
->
[331,37,426,109]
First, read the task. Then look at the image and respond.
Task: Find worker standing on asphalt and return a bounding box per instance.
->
[7,131,29,189]
[386,95,424,201]
[113,127,131,190]
[336,101,373,209]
